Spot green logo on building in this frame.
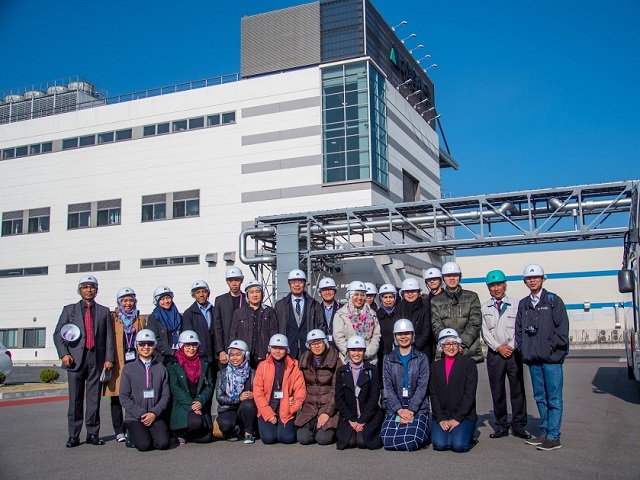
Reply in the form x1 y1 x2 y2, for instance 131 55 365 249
390 46 398 66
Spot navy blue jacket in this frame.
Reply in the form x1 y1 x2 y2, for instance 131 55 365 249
383 347 430 416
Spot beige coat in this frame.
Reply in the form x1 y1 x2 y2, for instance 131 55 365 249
103 313 146 396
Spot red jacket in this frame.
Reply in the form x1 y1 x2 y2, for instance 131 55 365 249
254 354 306 424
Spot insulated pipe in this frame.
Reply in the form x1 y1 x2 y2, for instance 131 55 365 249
239 227 276 265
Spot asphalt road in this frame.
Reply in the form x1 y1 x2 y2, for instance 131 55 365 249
1 349 638 480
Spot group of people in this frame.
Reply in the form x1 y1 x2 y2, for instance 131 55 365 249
53 261 569 453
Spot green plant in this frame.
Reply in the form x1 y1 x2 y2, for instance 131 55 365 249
39 368 60 383
0 371 5 385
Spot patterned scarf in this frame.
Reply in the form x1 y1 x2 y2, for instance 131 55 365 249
152 303 182 346
116 297 138 335
176 347 202 384
346 301 376 340
225 356 251 401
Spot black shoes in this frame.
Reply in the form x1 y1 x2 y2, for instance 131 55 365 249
86 434 105 446
65 437 80 448
513 429 532 440
489 429 509 438
125 440 135 448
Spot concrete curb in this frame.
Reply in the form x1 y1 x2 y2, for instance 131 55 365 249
0 386 68 400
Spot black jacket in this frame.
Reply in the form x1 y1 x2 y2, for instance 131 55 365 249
213 292 246 356
182 301 214 362
274 292 326 358
397 297 433 359
429 354 478 423
229 304 278 363
146 313 179 365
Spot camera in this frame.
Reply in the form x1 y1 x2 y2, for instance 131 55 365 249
525 325 538 335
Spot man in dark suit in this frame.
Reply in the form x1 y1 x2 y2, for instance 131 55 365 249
274 268 326 359
182 280 214 362
213 266 246 365
54 275 114 447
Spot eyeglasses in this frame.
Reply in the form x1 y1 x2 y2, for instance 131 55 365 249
351 292 365 298
183 343 199 349
137 342 155 347
441 342 459 348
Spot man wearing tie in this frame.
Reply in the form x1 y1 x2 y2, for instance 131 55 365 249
54 275 115 447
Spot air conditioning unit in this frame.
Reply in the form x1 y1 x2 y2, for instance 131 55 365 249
598 330 607 343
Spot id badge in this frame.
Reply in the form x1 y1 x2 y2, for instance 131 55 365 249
143 389 155 399
355 386 361 397
125 351 136 362
273 390 284 399
172 343 179 351
402 387 409 398
327 334 333 342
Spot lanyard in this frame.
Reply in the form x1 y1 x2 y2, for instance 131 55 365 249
144 362 151 389
124 330 135 351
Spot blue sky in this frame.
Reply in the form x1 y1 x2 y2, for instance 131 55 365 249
1 0 638 197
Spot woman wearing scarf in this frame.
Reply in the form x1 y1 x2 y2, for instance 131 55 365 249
295 329 341 445
333 281 381 365
167 330 214 445
429 328 478 453
216 340 258 444
397 277 433 360
334 335 383 450
147 286 182 365
104 288 146 444
376 284 400 364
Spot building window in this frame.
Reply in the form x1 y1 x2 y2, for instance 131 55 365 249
207 114 221 126
402 170 419 202
140 255 199 268
68 203 91 229
188 117 204 129
62 138 79 150
115 129 132 141
2 211 23 236
0 329 18 348
66 261 120 274
0 266 48 278
142 194 167 222
173 190 200 218
96 199 121 226
16 146 28 157
369 64 388 187
172 120 188 132
98 132 114 144
23 328 46 348
2 148 16 159
79 135 96 147
222 112 236 124
28 208 50 233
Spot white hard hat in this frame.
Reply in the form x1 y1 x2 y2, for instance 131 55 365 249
60 323 81 342
393 318 415 334
347 280 367 293
441 262 462 275
305 329 328 349
226 266 244 279
378 284 397 298
244 279 263 293
346 335 366 350
268 333 290 353
77 275 98 293
437 328 462 351
401 277 421 293
365 282 377 295
523 264 545 278
423 268 442 280
318 277 338 291
136 329 157 343
288 269 307 281
178 330 200 346
153 286 174 305
117 287 136 300
191 280 209 293
227 339 249 354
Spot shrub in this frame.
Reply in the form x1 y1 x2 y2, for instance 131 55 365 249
0 371 5 385
39 368 60 383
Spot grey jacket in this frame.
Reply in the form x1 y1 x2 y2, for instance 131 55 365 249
119 358 170 422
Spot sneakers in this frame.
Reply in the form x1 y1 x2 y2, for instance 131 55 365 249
525 436 545 446
537 438 561 451
244 434 255 444
116 433 127 443
178 436 186 446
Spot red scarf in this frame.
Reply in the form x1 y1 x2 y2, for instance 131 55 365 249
176 348 202 384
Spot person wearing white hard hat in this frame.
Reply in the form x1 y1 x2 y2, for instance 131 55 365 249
295 329 342 445
380 319 430 451
213 267 246 366
182 280 214 362
431 261 484 363
317 277 342 343
229 280 278 366
274 268 326 359
376 284 400 364
481 270 530 440
253 334 306 444
335 335 384 450
423 267 444 298
364 282 378 310
104 287 147 444
397 277 433 360
429 328 478 453
167 330 214 445
333 281 381 365
515 264 568 452
119 329 171 451
146 286 182 365
216 340 258 444
54 275 115 448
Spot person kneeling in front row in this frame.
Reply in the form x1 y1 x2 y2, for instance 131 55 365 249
119 329 171 451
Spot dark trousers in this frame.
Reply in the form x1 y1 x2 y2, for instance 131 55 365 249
176 411 212 443
296 419 336 445
126 419 171 451
258 417 297 444
217 400 258 436
67 348 101 438
110 396 125 435
486 349 527 431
